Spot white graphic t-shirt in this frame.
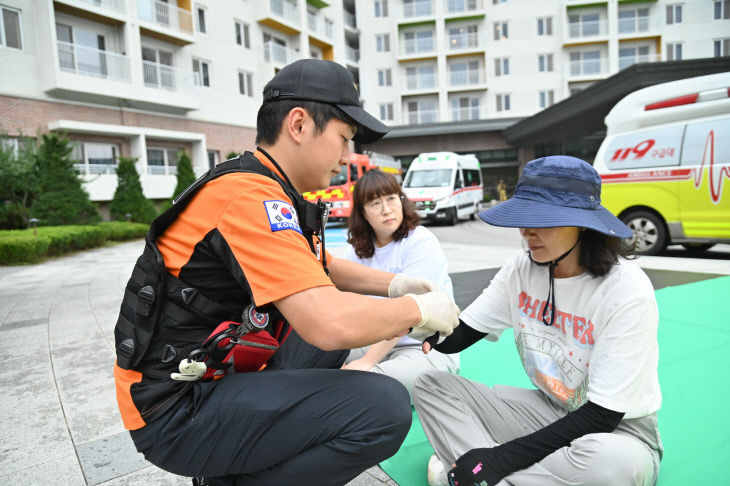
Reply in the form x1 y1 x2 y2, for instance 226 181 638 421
461 251 661 419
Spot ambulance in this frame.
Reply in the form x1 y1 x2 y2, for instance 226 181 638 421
593 72 730 255
402 152 483 225
303 151 402 222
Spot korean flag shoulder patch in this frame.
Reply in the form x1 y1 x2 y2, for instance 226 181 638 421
263 200 302 234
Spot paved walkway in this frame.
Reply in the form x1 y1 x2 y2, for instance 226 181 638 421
1 238 729 485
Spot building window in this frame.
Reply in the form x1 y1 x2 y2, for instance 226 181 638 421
377 68 392 86
494 57 509 76
235 21 250 48
448 25 478 50
325 18 334 37
406 99 438 124
375 0 389 17
569 50 602 76
146 147 180 175
619 45 649 70
0 6 23 50
379 103 394 121
142 46 174 88
493 0 507 4
537 17 553 36
493 22 508 40
715 38 730 57
666 42 682 61
238 70 253 96
666 4 683 24
376 33 390 52
72 142 120 175
404 29 434 54
196 6 207 34
538 53 553 72
496 94 510 112
449 59 480 86
193 59 210 87
406 65 436 90
404 0 432 16
539 90 554 109
714 0 730 19
618 8 649 34
569 12 601 38
451 96 479 121
207 150 219 170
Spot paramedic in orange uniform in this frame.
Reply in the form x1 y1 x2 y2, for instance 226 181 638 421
113 59 460 486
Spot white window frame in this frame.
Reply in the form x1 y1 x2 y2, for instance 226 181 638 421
196 5 207 34
666 42 682 61
207 150 219 169
494 57 509 76
379 103 394 121
376 33 390 52
666 4 683 24
0 6 23 50
493 22 508 40
146 147 180 175
539 90 554 109
375 0 389 17
496 93 510 112
451 96 480 121
538 53 553 72
714 38 730 57
377 68 392 86
714 0 730 19
537 17 553 36
235 20 250 48
72 142 120 175
238 70 253 96
193 58 211 87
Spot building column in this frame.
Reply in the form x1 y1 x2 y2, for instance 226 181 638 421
130 133 147 175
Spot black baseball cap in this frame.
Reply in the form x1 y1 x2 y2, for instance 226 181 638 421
262 59 390 144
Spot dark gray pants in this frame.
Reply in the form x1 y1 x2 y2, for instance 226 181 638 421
131 332 412 486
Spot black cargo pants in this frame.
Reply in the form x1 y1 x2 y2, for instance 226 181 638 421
130 331 412 486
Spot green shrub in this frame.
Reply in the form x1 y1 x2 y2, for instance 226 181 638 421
0 221 148 265
170 150 197 203
109 157 157 223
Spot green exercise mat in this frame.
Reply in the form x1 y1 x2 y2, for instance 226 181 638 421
380 276 730 486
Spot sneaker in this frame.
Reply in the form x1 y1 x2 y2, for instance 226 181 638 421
427 453 449 486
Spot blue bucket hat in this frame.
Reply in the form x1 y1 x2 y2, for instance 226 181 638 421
479 155 632 239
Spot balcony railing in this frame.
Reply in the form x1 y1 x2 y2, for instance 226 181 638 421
567 18 608 39
447 32 480 51
565 56 609 78
618 53 661 71
445 0 481 14
451 106 480 121
147 164 178 175
400 37 436 56
404 0 433 17
343 10 356 29
346 45 360 63
307 14 333 39
142 61 199 94
263 41 301 65
76 0 126 12
270 0 300 25
57 41 131 82
74 163 117 175
448 68 484 87
138 0 193 35
404 73 437 91
404 109 439 125
617 14 662 35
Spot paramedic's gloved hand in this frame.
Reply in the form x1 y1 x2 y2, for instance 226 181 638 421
406 291 460 344
388 273 437 298
447 447 504 486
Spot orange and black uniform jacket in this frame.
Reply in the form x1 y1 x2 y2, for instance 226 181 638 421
114 151 334 430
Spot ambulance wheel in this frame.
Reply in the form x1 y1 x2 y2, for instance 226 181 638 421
681 243 715 251
621 210 667 255
448 208 458 226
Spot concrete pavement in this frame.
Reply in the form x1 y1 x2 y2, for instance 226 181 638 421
1 233 729 485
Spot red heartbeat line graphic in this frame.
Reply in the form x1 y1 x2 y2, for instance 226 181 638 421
691 130 730 204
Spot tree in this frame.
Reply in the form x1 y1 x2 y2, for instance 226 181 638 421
0 136 40 229
226 151 239 160
109 157 157 224
170 150 197 203
30 133 100 226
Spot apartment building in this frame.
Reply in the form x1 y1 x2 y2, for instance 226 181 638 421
0 0 357 214
0 0 727 211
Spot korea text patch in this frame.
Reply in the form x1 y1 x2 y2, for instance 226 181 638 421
263 200 302 234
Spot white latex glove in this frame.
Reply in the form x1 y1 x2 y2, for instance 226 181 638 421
388 273 437 298
405 291 460 344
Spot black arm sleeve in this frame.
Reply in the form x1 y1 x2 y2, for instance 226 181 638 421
468 400 625 484
426 319 487 353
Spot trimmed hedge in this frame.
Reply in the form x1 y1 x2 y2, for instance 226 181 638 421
0 222 148 265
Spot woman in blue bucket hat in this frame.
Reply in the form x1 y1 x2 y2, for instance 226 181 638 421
413 156 663 486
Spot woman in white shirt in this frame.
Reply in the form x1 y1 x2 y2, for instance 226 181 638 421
342 169 459 399
415 155 662 486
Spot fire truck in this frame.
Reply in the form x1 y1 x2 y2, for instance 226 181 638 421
303 152 402 222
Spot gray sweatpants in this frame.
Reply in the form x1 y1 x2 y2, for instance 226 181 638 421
413 370 663 486
346 345 459 401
